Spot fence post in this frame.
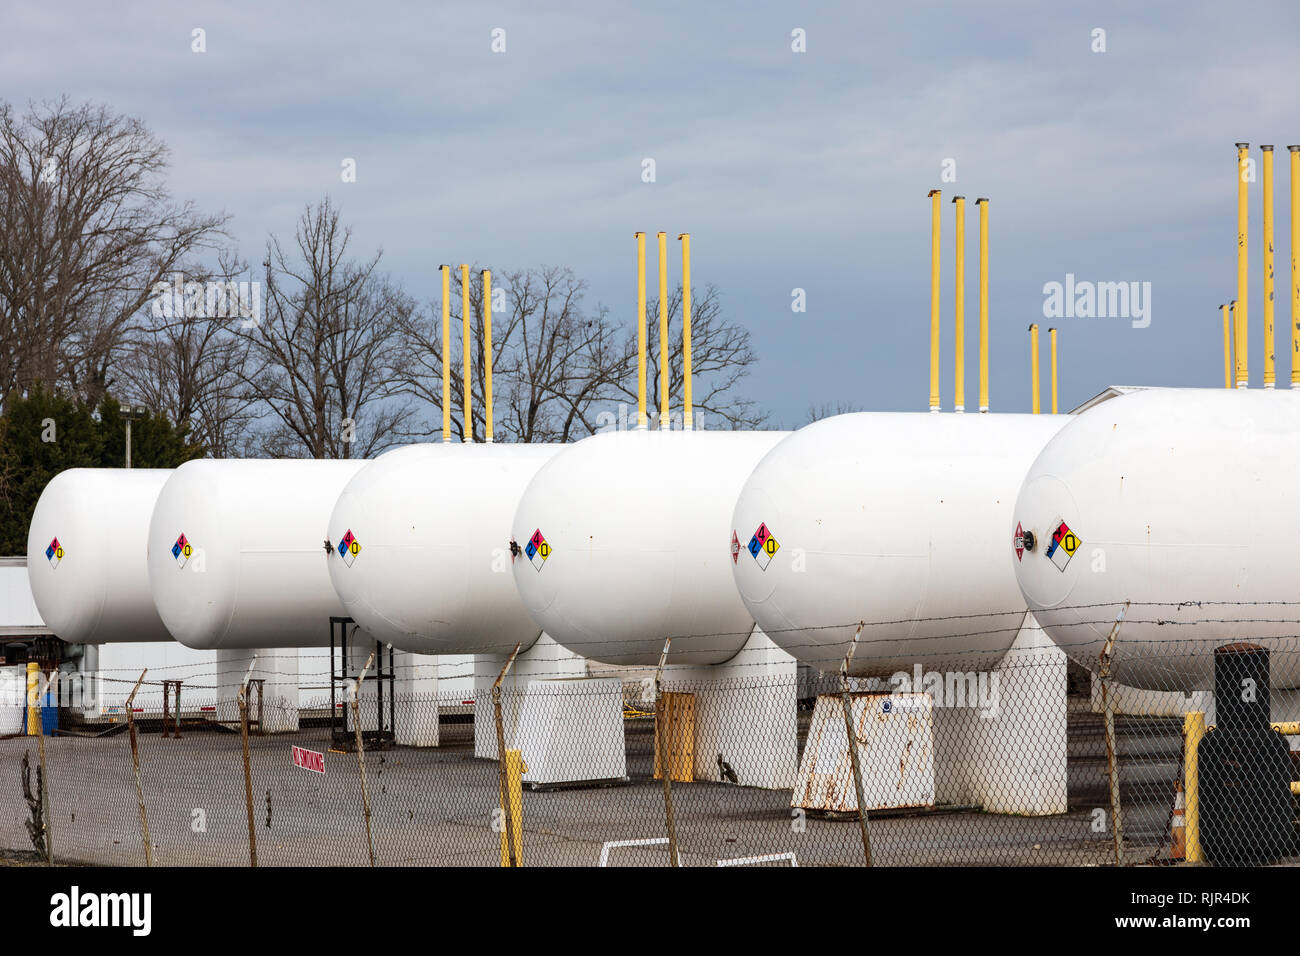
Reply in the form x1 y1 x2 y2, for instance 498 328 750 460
34 670 56 866
839 624 873 866
654 637 681 867
123 670 153 867
238 656 258 867
1097 603 1129 866
353 649 377 867
492 643 523 867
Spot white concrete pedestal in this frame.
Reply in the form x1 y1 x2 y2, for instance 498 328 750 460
926 613 1068 815
394 650 439 747
215 648 300 733
663 627 800 790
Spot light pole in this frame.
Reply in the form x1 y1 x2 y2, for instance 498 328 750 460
122 404 148 468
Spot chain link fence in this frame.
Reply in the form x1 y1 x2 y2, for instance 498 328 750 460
2 619 1298 867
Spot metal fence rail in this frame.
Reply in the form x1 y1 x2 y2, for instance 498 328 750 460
2 631 1298 867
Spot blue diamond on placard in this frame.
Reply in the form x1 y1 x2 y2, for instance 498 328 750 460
748 535 761 557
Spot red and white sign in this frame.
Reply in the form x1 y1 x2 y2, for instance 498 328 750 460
1013 522 1025 562
730 530 741 564
292 745 325 774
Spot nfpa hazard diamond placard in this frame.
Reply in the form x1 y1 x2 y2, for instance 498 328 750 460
1044 519 1081 572
525 528 551 571
338 529 361 567
172 532 193 569
747 522 779 571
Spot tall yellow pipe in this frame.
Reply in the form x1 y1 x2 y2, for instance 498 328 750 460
1291 146 1299 386
679 233 693 430
460 264 471 441
1221 304 1232 389
635 232 647 430
482 269 494 443
1230 301 1238 389
976 198 989 413
952 196 966 413
1029 323 1040 414
928 189 941 412
1236 142 1250 388
1049 327 1058 414
1263 146 1275 388
657 231 669 429
440 265 451 441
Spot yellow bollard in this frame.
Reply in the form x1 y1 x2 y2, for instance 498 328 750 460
26 662 41 736
1183 711 1205 863
498 748 526 866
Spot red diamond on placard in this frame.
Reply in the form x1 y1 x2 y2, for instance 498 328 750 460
730 531 740 564
1014 522 1025 562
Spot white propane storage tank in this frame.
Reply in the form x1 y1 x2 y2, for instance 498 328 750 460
327 442 563 654
731 412 1069 675
1013 387 1300 690
27 468 174 643
511 430 789 665
148 458 366 649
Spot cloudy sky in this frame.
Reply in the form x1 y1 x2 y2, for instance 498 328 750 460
5 1 1300 425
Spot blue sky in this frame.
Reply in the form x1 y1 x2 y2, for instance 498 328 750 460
5 1 1300 425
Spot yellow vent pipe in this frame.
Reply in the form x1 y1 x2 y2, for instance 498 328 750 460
440 265 451 441
975 198 989 413
1029 323 1041 414
1236 143 1249 388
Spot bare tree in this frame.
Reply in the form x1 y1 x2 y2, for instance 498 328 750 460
397 268 765 442
396 266 630 442
616 283 767 430
0 97 229 411
117 250 258 457
805 399 866 424
238 197 415 459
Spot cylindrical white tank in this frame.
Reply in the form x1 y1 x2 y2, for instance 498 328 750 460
512 430 789 666
732 413 1068 675
1013 388 1300 690
327 442 563 654
148 459 366 649
27 468 174 643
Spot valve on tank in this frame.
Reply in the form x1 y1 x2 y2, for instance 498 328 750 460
1197 643 1297 865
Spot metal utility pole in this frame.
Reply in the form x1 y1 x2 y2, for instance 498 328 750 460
122 404 148 468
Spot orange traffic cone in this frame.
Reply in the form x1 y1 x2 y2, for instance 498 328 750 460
1169 781 1186 860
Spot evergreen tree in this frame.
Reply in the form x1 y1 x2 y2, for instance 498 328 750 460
0 387 204 554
